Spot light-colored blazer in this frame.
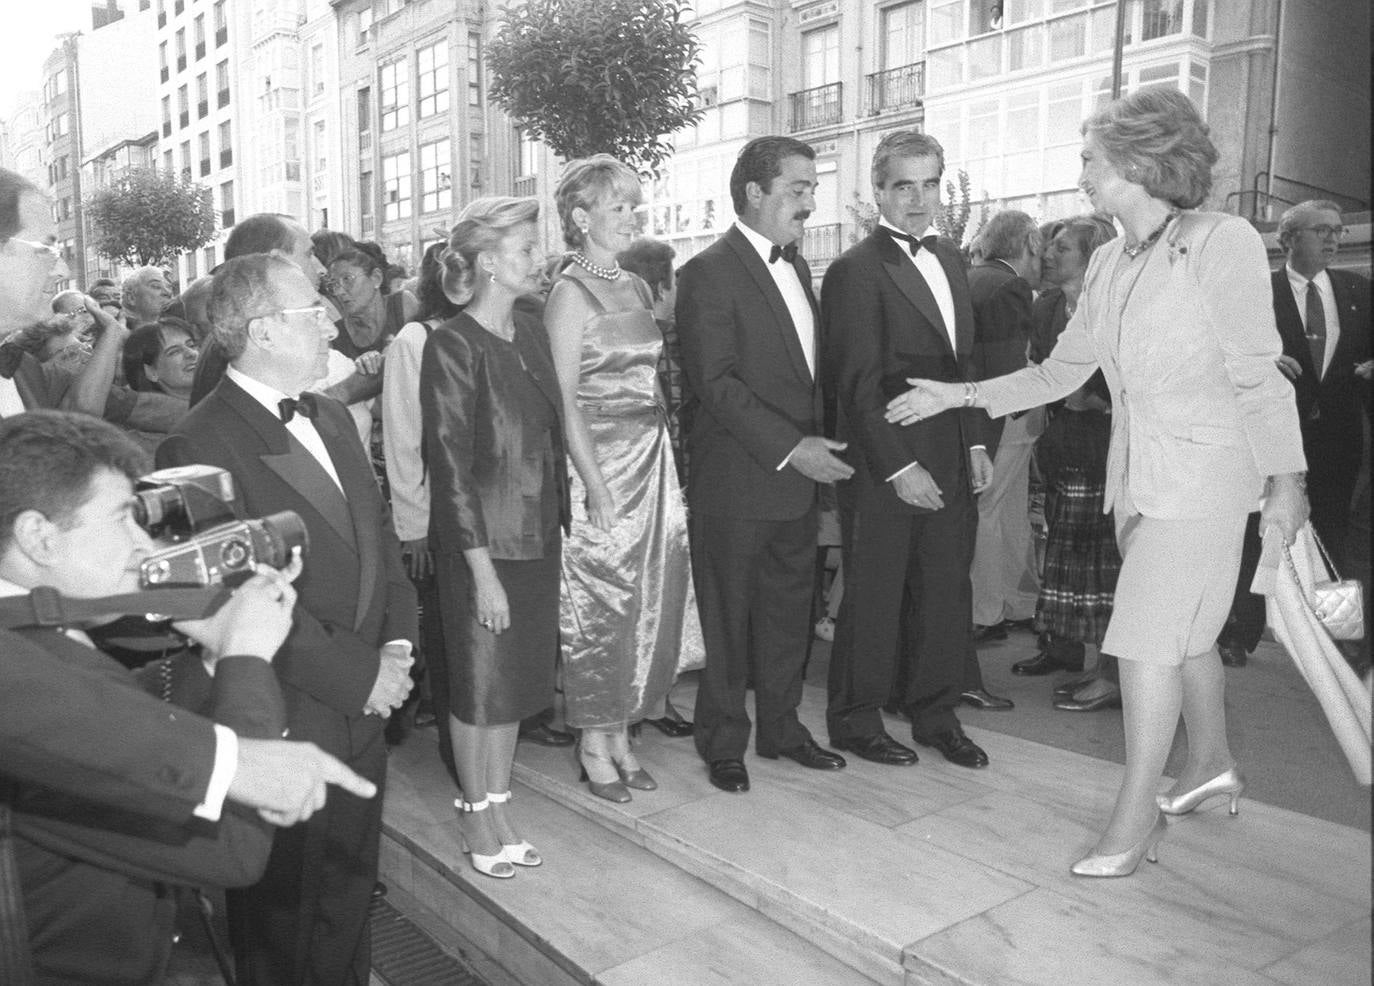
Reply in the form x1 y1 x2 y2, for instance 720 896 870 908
981 211 1306 520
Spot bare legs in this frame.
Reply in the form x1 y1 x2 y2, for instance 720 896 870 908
1094 648 1233 854
448 716 525 853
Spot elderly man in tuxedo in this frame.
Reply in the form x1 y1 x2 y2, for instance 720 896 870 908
158 254 416 985
1272 200 1371 565
675 135 853 794
821 130 994 769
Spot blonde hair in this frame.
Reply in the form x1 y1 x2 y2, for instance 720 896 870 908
554 155 642 249
441 196 540 299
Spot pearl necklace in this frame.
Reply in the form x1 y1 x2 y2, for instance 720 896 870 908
1122 209 1179 259
571 252 621 280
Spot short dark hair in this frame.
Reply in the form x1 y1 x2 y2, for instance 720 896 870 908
729 137 815 215
617 238 677 301
415 240 461 322
0 411 147 552
871 130 945 189
311 228 357 268
329 247 382 279
0 168 40 243
123 318 195 393
224 213 296 260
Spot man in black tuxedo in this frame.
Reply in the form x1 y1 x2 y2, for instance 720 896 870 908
158 254 417 985
676 136 853 793
1271 200 1371 566
821 130 993 769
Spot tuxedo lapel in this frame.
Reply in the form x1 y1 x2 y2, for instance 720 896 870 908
310 402 375 630
876 233 954 358
725 226 813 384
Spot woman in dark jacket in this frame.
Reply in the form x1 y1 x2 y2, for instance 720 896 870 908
421 197 569 880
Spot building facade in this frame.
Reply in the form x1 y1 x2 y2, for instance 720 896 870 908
81 132 160 284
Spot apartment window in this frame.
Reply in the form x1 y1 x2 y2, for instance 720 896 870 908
417 40 449 118
186 249 197 280
379 59 409 131
213 0 227 45
359 170 374 223
53 69 68 97
419 140 451 213
310 44 325 95
52 113 69 137
467 32 483 106
1140 0 1185 41
517 130 539 177
164 149 175 172
218 119 232 166
881 2 923 71
203 245 215 272
198 131 211 175
314 119 327 173
161 95 172 134
159 41 169 81
57 156 68 180
357 6 374 48
929 0 964 45
382 150 412 221
801 25 840 90
216 59 230 106
220 179 235 226
175 28 187 71
357 85 372 133
193 15 204 56
196 74 209 117
180 140 192 177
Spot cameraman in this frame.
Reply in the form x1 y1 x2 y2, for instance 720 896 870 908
0 410 368 983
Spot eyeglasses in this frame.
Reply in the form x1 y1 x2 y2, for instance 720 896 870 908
276 306 330 324
7 236 62 260
61 307 89 318
1296 224 1347 239
333 272 368 290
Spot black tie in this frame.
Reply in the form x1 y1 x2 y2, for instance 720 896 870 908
278 393 319 424
1304 280 1327 381
768 242 798 264
884 228 939 256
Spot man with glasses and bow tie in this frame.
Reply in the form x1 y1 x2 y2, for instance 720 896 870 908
157 253 416 986
1271 200 1371 570
675 135 853 794
821 130 994 770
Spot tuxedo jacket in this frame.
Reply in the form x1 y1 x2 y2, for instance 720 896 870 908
1271 267 1371 451
157 377 417 748
675 224 823 520
981 212 1305 519
7 631 283 984
421 309 570 560
967 261 1035 459
821 228 983 514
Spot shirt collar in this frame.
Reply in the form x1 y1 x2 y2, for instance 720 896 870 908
878 219 939 241
1286 263 1331 293
734 219 793 265
226 364 297 418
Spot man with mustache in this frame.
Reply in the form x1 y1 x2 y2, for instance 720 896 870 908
820 130 994 770
675 136 852 793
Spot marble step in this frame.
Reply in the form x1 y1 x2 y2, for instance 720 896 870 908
379 737 882 986
505 679 1371 986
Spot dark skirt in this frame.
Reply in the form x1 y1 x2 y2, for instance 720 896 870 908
1034 409 1120 647
436 547 561 726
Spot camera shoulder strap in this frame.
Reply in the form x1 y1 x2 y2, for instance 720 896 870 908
0 586 231 631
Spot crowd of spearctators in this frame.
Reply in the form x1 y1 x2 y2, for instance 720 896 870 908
0 84 1368 983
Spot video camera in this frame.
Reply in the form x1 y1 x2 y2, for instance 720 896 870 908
134 465 308 588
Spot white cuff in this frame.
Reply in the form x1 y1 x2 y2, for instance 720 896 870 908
193 723 238 822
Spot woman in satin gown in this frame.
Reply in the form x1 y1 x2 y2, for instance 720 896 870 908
545 155 705 802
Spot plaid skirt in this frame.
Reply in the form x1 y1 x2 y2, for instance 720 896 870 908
1035 407 1120 646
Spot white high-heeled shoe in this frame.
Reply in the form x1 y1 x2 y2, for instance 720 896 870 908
1156 766 1246 816
1070 813 1167 878
454 797 515 879
486 791 542 866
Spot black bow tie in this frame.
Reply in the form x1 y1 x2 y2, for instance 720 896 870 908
768 242 798 264
277 394 318 423
884 228 939 257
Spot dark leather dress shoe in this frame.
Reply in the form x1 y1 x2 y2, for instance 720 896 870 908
914 727 989 768
960 688 1014 711
1012 651 1072 675
518 723 576 747
708 758 750 792
644 716 695 738
833 732 917 765
1003 617 1036 632
972 623 1008 643
1053 688 1122 712
1218 642 1248 667
764 738 846 770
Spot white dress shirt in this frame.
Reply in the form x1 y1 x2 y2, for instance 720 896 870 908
226 365 343 492
0 374 26 418
734 219 815 377
879 219 958 351
1286 264 1340 378
0 575 238 821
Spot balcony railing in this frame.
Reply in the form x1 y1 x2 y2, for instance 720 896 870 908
801 223 843 265
788 82 842 133
514 175 536 198
866 62 925 115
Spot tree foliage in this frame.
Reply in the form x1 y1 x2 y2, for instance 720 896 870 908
487 0 704 176
85 168 217 268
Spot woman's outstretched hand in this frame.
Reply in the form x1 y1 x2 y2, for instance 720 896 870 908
885 379 964 426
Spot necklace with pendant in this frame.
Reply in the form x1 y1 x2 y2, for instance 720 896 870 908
1122 209 1179 259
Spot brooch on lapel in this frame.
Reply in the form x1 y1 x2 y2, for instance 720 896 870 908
1166 241 1188 265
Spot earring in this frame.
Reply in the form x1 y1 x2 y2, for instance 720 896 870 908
487 268 496 285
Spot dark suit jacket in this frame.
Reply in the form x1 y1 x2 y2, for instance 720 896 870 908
821 228 983 514
1271 267 1371 451
967 261 1034 459
8 632 283 984
421 309 570 560
675 224 823 520
157 377 417 744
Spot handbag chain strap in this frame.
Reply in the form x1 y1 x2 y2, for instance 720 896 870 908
1305 526 1342 581
1281 532 1354 626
